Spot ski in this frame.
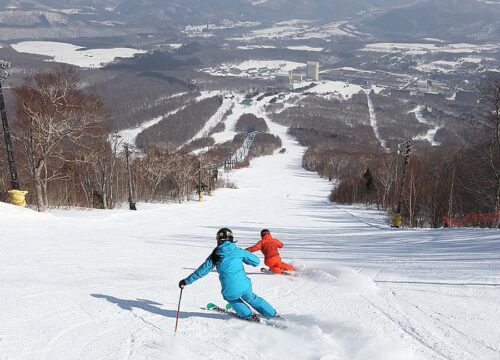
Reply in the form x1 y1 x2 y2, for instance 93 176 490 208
206 303 286 329
206 303 261 323
260 267 295 276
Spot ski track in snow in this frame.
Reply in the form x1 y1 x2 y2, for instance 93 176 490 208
1 93 500 359
365 89 390 152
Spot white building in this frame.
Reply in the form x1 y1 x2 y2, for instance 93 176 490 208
306 61 320 81
290 72 305 82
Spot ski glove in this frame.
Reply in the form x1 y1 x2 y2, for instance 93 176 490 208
179 279 187 289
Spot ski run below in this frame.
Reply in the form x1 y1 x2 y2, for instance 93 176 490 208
116 91 217 147
366 89 389 152
410 106 441 146
1 108 500 360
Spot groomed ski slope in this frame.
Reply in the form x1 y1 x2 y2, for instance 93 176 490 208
1 116 500 360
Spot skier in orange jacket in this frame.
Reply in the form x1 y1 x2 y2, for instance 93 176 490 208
246 229 295 274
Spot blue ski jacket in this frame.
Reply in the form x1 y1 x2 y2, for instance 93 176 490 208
184 241 260 301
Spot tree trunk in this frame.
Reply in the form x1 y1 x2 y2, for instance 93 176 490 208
42 162 49 207
34 160 46 212
495 174 500 228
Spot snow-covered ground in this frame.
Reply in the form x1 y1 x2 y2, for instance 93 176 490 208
210 94 256 144
237 45 277 50
415 60 461 74
228 20 359 41
164 43 183 49
362 42 498 55
235 45 323 52
286 46 324 52
189 94 234 143
410 106 441 146
415 57 498 74
309 81 364 98
116 92 215 147
11 41 145 68
1 105 500 359
182 20 261 37
201 60 305 80
366 89 389 152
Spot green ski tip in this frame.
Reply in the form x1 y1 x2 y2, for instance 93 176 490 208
225 303 232 310
207 303 216 309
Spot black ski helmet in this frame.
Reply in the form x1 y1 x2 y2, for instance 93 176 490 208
260 229 270 238
216 228 234 245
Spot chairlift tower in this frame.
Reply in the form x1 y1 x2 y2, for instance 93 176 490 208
0 59 21 190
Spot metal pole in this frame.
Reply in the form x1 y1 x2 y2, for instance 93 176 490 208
174 287 184 335
198 160 202 202
0 74 21 190
392 140 412 227
124 144 137 211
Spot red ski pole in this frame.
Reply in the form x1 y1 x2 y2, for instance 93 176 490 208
174 287 183 335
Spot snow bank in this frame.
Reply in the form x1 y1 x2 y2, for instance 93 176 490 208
0 201 50 220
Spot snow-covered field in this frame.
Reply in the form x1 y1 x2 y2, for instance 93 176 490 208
228 20 358 41
1 106 500 359
415 57 498 74
237 45 277 50
361 42 500 74
183 20 261 37
11 41 146 68
235 45 323 52
363 42 499 55
309 81 364 98
415 60 461 74
201 60 305 79
286 45 324 52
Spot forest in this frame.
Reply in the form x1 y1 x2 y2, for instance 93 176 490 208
0 67 281 212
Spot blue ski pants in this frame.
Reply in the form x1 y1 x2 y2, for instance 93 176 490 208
226 286 276 319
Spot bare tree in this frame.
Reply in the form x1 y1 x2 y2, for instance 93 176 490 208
76 133 119 209
170 153 198 202
373 154 398 209
141 149 178 199
479 76 500 224
13 67 104 211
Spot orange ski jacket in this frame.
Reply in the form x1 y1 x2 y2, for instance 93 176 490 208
246 233 283 261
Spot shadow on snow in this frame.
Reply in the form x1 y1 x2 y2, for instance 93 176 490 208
91 294 224 320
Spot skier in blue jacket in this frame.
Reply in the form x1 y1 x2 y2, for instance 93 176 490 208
179 228 277 319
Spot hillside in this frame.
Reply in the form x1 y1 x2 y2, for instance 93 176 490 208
2 0 500 41
1 108 499 359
